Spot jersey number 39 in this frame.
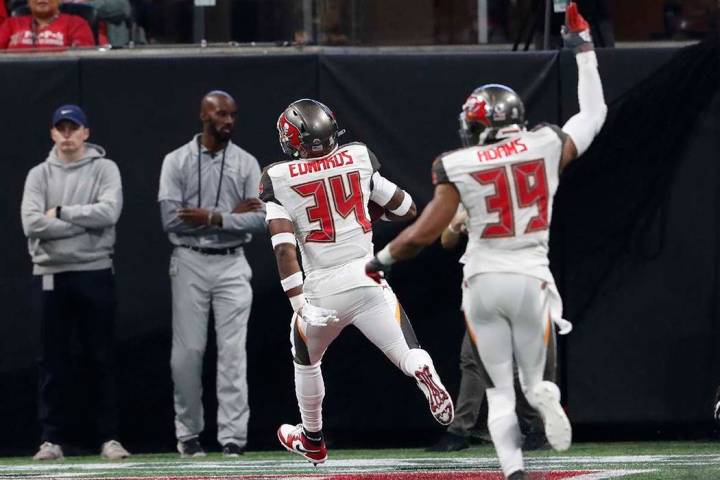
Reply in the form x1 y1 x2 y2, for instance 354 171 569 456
471 159 549 238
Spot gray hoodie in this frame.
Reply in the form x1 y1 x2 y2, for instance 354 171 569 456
20 143 123 275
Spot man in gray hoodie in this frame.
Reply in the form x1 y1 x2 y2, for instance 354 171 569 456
20 104 130 461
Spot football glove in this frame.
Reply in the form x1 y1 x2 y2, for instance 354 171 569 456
299 302 339 327
365 256 390 284
561 2 594 53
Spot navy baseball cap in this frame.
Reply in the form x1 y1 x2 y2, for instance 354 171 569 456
52 104 88 128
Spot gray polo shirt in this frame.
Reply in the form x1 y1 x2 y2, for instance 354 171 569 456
158 135 266 249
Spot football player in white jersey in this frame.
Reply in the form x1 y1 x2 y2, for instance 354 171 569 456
365 4 606 479
260 98 454 465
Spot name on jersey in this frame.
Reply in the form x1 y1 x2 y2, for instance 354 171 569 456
476 138 528 163
289 151 354 177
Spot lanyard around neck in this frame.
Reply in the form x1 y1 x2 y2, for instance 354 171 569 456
196 136 228 209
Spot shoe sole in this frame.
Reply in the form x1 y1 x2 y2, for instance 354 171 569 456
532 383 571 452
276 429 327 466
415 365 454 426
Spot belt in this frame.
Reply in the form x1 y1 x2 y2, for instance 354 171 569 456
178 245 240 256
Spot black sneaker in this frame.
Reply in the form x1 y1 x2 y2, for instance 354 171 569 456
425 432 469 452
222 442 245 457
177 437 206 458
507 470 529 480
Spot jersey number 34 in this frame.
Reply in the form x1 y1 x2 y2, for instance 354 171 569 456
292 171 372 243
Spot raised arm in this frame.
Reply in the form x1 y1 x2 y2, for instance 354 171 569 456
559 2 608 171
60 161 123 229
21 168 86 240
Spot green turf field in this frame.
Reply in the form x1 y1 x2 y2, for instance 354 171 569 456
0 442 717 479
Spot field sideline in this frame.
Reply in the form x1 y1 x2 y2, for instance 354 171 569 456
0 442 717 479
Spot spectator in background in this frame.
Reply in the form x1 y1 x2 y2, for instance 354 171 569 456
0 0 94 49
63 0 141 47
158 91 265 458
20 105 129 461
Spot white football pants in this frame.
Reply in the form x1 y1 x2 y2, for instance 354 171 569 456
463 272 558 477
289 283 429 432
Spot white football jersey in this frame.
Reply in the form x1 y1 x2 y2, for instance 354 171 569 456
260 142 381 296
433 124 567 282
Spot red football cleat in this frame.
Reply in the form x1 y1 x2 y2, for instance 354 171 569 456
414 364 454 426
277 423 328 465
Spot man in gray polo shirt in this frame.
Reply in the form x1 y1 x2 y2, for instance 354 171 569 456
158 91 265 457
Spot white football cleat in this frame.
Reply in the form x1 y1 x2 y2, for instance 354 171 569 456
529 381 572 451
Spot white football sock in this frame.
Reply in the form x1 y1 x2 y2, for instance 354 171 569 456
400 348 433 377
487 387 524 478
294 362 325 432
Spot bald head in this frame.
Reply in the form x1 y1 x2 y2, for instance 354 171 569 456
201 91 236 114
200 91 237 147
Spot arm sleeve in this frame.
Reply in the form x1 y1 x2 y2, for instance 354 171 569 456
158 153 184 202
219 159 266 235
431 157 451 185
61 161 123 229
369 172 398 206
69 16 95 47
0 2 8 24
21 169 86 240
561 51 607 157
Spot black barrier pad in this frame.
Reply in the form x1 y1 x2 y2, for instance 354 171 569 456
566 89 720 423
319 51 560 205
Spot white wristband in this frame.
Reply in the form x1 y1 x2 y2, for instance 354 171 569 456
289 294 307 312
389 192 412 216
281 271 303 292
376 245 396 266
271 232 296 248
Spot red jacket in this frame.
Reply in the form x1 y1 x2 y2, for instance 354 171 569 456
0 13 94 50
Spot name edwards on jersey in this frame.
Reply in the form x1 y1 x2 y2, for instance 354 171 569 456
288 150 355 177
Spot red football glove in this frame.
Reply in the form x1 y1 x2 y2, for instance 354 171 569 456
561 2 594 53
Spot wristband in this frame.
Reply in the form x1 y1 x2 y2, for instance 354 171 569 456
271 232 297 248
388 192 412 216
281 271 304 292
376 245 396 266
